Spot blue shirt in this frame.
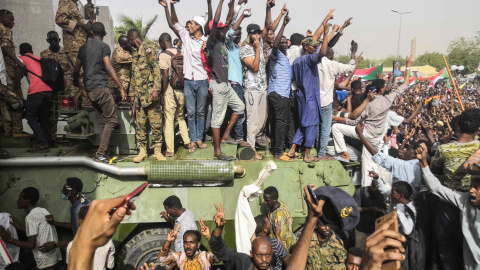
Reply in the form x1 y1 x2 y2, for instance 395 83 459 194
292 54 321 127
70 199 91 236
268 49 292 98
226 29 243 85
372 152 421 197
336 90 348 102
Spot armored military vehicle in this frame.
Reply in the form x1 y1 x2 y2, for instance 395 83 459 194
0 99 354 269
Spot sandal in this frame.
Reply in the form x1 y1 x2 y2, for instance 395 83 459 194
221 138 240 145
188 144 197 153
255 152 263 160
214 153 234 161
196 142 208 149
304 157 320 163
239 140 252 147
276 153 292 162
27 145 49 153
0 149 14 159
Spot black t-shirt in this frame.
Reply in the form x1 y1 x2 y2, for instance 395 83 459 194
351 92 367 112
207 38 229 83
77 39 111 92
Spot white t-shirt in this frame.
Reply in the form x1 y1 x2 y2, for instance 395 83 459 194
67 240 115 270
25 207 62 269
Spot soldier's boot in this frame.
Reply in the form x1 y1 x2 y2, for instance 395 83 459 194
133 144 148 163
154 143 166 161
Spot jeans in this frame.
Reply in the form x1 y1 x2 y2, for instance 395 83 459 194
231 83 245 140
25 91 52 147
316 103 333 157
184 79 209 142
268 92 294 156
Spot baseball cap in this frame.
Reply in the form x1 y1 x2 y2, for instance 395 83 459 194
192 16 206 30
301 37 320 47
209 20 228 29
314 186 360 231
247 24 262 34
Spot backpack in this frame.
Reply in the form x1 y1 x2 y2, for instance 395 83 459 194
25 55 65 92
162 49 184 90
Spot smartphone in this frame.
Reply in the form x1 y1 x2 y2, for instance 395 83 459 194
375 212 400 270
351 40 355 46
268 1 275 8
386 129 393 137
118 182 149 209
243 10 251 16
307 185 319 205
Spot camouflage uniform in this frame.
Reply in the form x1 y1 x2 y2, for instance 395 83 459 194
41 46 76 138
306 231 347 270
108 46 132 91
84 3 95 21
130 44 163 148
0 23 23 134
55 0 91 107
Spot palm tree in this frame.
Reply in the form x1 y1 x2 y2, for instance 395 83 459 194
114 14 159 48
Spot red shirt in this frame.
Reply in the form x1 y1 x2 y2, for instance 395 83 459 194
19 53 52 95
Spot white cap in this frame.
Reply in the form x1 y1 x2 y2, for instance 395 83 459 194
192 16 206 29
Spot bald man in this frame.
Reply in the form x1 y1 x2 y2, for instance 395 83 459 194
108 35 132 92
209 202 274 270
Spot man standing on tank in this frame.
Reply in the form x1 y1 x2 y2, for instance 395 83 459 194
41 31 78 147
56 0 92 108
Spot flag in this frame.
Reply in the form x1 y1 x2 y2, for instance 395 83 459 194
428 68 448 88
409 77 418 87
354 63 384 81
459 82 467 90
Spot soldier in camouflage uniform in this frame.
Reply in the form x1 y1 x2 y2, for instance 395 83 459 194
127 29 165 162
84 0 96 21
107 35 132 92
55 0 92 108
40 31 77 145
0 10 28 137
306 220 347 270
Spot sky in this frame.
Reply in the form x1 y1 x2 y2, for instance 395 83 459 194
86 0 479 60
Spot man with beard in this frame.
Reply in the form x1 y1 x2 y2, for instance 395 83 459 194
207 0 245 160
254 215 290 270
209 202 275 270
353 177 386 249
158 224 219 269
304 220 347 270
268 15 293 161
418 143 480 269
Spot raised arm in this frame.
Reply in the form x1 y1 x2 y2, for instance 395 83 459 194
231 9 250 31
159 0 179 37
272 15 290 57
242 38 261 72
317 19 330 61
327 24 339 44
209 0 225 42
224 0 235 26
170 1 179 24
207 0 213 23
402 101 422 125
312 9 334 41
263 0 274 40
270 4 287 32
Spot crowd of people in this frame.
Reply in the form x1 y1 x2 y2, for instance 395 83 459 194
1 0 480 269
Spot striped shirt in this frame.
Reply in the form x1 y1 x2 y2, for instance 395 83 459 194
268 237 288 270
268 50 292 98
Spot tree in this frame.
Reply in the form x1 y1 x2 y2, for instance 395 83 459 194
447 33 480 74
334 54 373 69
114 14 159 49
382 55 405 67
414 52 446 70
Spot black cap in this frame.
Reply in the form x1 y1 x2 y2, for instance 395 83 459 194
314 186 360 231
247 24 262 34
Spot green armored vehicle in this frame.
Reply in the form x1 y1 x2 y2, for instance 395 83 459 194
0 101 354 269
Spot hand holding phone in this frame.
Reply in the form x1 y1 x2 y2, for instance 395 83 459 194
116 182 148 210
374 212 402 270
307 185 319 205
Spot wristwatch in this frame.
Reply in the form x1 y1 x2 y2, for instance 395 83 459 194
406 67 410 71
